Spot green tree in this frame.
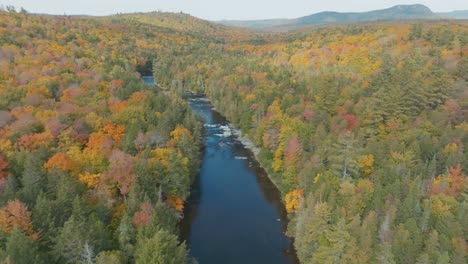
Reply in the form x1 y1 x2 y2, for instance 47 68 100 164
95 251 124 264
328 133 359 179
32 192 56 242
314 75 341 115
1 229 44 264
53 200 109 264
19 153 46 205
135 228 188 264
295 201 332 263
377 242 396 264
312 219 355 264
137 202 178 237
117 213 135 259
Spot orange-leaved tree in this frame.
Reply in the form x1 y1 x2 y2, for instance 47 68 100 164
44 152 78 175
285 189 303 214
165 195 184 212
430 163 465 197
132 202 153 229
0 199 39 239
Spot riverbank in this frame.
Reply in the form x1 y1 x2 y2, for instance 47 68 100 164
228 123 289 198
205 98 290 202
181 96 298 264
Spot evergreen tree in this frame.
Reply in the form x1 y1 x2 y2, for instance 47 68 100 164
117 213 135 259
135 228 188 264
328 133 359 179
53 200 109 263
137 202 178 238
295 201 332 263
95 251 124 264
32 192 56 243
1 229 44 264
19 153 46 205
312 219 354 264
377 242 396 264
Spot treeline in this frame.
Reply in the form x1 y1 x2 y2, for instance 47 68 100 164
0 9 466 263
152 20 467 263
0 12 202 263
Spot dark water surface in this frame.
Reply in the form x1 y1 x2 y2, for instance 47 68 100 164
180 97 298 264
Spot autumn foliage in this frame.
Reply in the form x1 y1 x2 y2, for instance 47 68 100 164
132 202 154 229
44 153 77 174
16 132 53 151
0 154 9 179
105 150 136 197
284 189 303 214
430 164 465 197
167 125 193 147
0 10 204 263
78 172 102 189
358 154 375 177
102 123 125 144
165 195 184 212
0 200 38 239
0 9 465 263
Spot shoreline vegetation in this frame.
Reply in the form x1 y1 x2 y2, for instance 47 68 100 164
0 9 466 264
154 15 467 263
181 97 298 263
0 11 203 263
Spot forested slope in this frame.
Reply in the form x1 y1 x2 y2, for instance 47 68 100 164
153 19 468 263
0 9 467 264
0 11 202 263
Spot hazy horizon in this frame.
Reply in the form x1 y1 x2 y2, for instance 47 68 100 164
1 1 467 20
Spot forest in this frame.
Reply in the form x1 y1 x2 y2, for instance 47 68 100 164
0 11 203 263
0 8 467 264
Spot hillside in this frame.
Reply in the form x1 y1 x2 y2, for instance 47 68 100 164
438 10 468 19
296 4 433 25
0 8 467 264
0 10 203 263
152 17 468 264
218 4 463 29
112 12 260 43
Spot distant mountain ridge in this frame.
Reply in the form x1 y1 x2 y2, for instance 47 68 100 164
218 4 468 29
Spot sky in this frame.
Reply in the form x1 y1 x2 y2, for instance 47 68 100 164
1 1 466 20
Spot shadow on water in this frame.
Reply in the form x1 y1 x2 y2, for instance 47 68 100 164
180 97 299 264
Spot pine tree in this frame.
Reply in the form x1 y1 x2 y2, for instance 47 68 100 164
425 53 453 109
95 251 124 264
52 216 87 263
312 219 353 264
19 153 46 205
295 201 332 263
377 242 396 264
32 192 56 242
328 133 359 179
315 75 341 115
135 228 188 264
117 213 135 258
53 202 108 264
80 242 95 264
3 228 44 264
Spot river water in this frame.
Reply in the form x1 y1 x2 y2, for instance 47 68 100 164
180 97 298 264
142 76 155 84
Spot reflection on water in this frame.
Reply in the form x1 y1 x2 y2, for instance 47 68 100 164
180 97 298 264
142 76 154 84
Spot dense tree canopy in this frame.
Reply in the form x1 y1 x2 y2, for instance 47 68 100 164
148 15 467 264
0 9 466 264
0 11 202 263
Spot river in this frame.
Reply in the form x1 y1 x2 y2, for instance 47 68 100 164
180 97 298 264
142 76 155 84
